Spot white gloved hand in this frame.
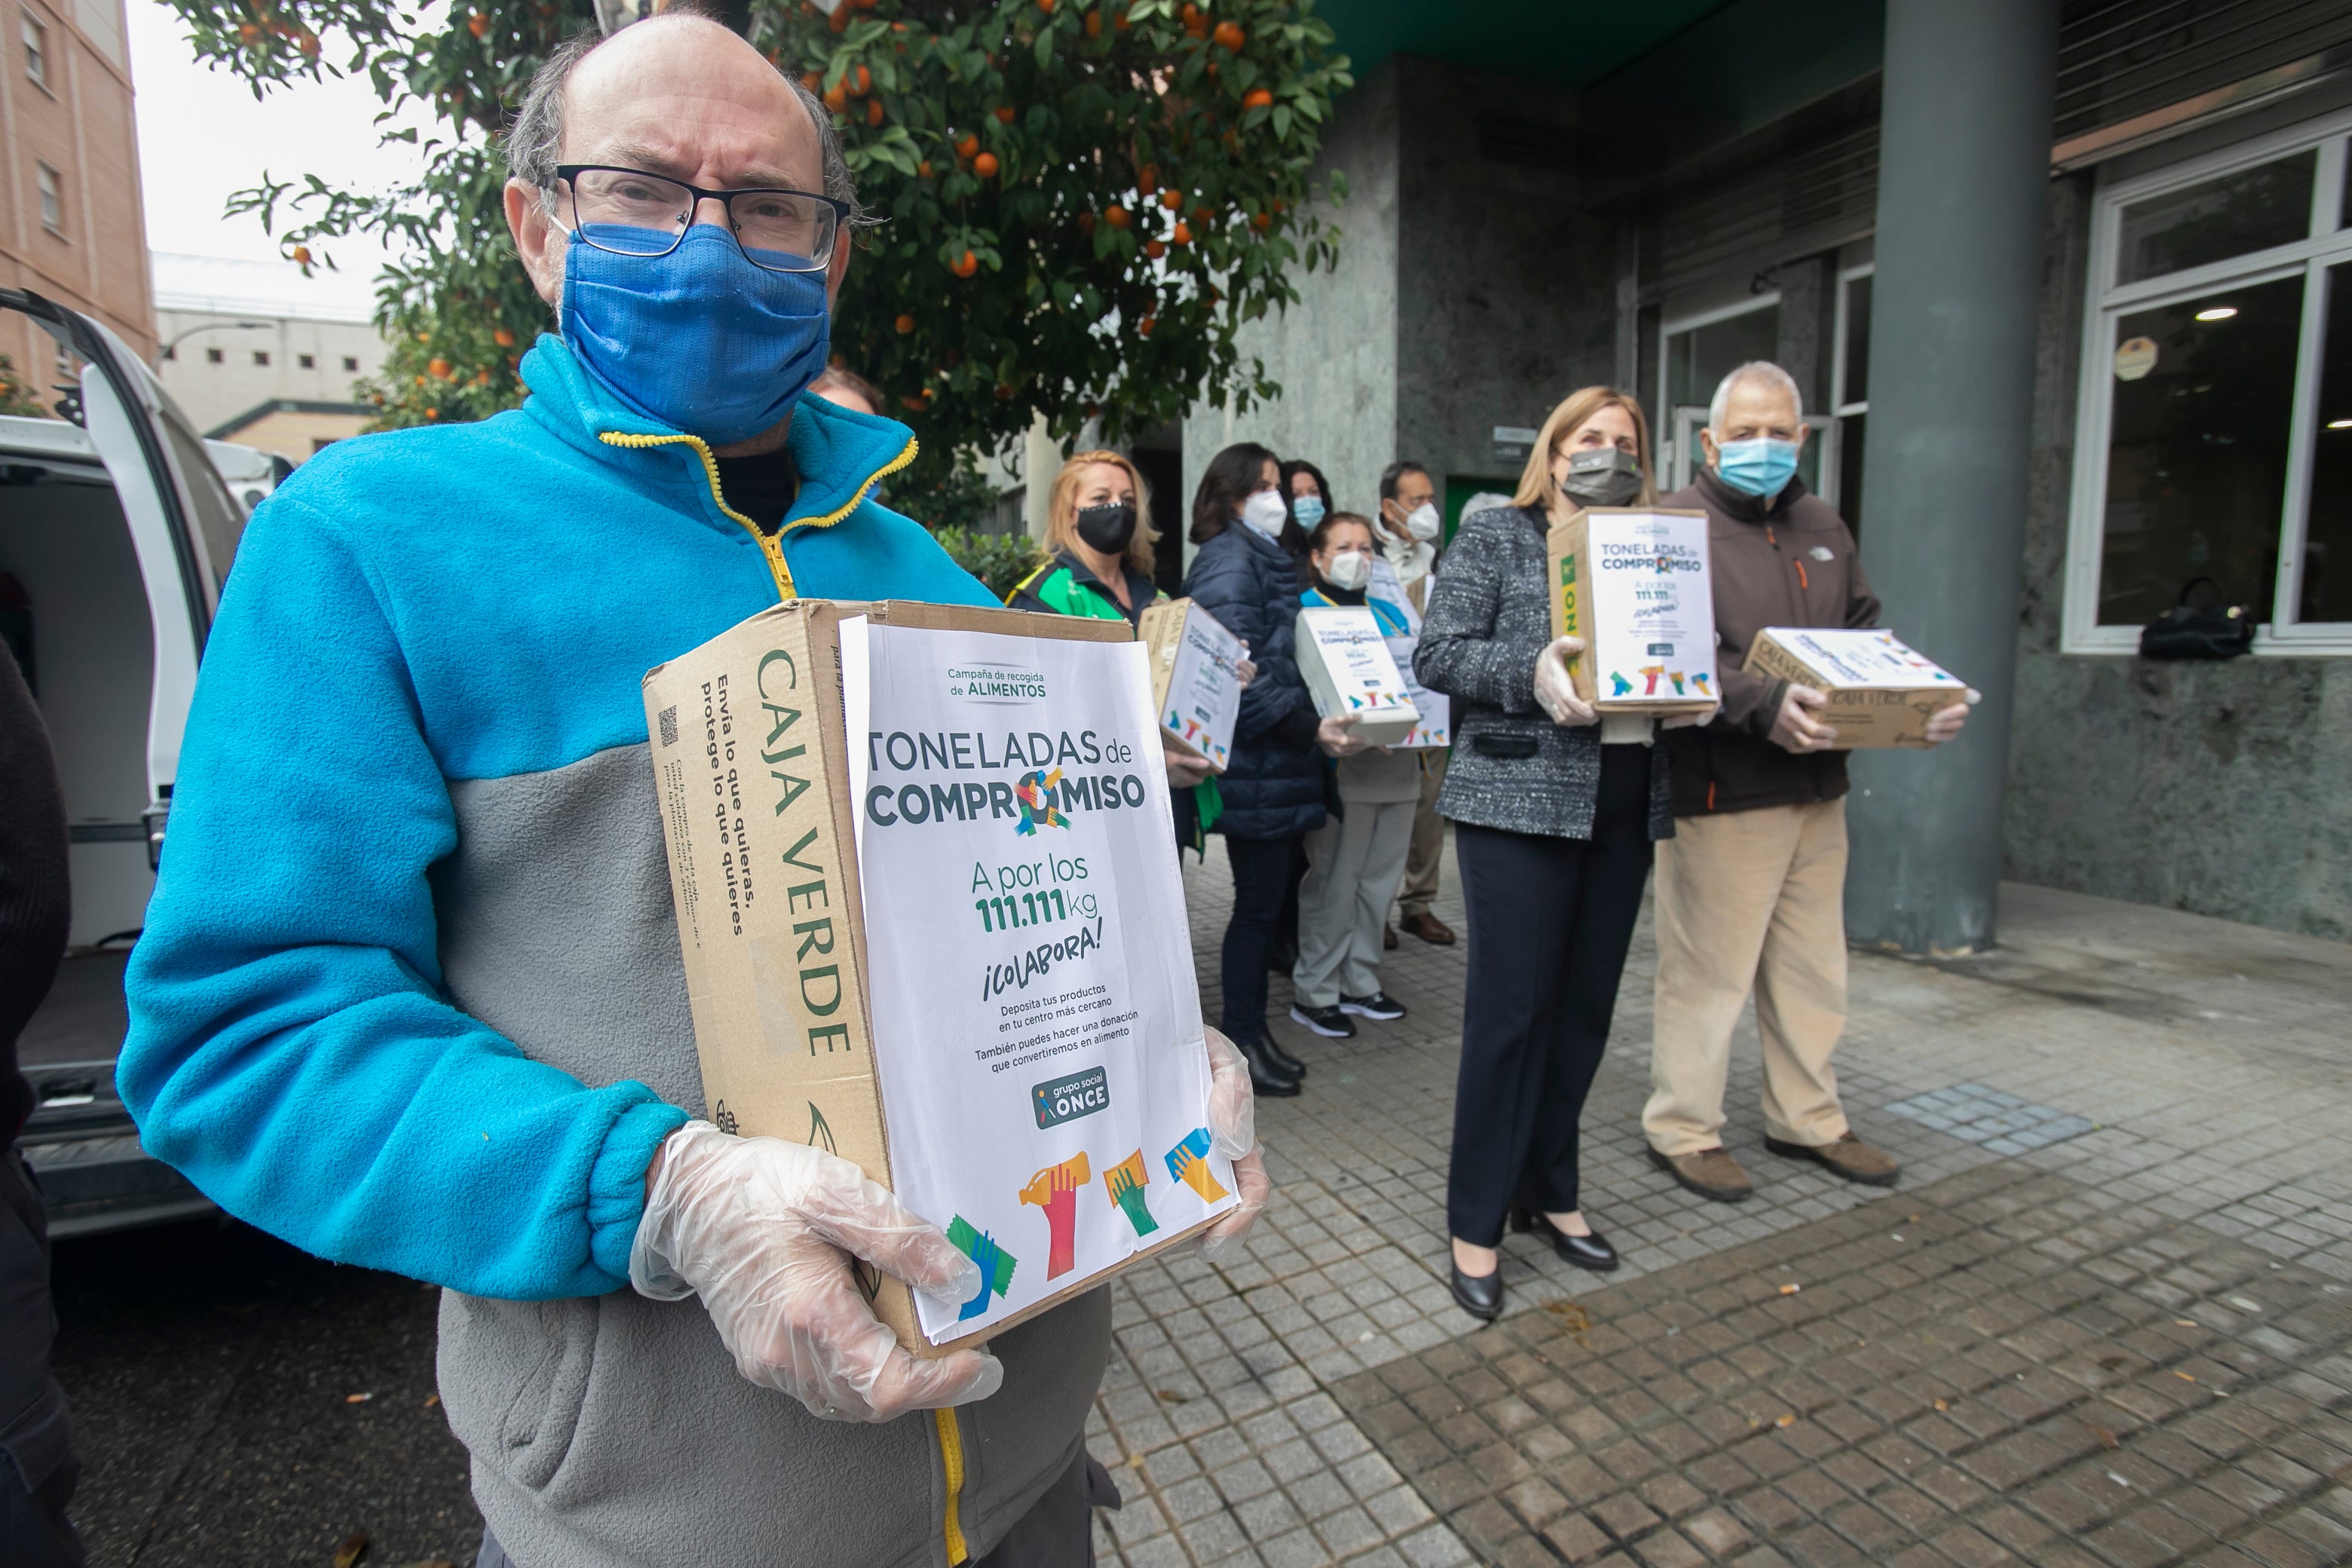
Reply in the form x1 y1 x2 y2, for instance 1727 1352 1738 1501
1197 1028 1272 1263
1533 635 1597 727
632 1120 1002 1423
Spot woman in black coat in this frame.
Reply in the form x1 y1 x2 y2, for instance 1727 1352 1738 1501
1415 386 1710 1322
1181 443 1364 1098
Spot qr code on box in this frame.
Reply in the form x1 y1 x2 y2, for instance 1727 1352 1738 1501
657 705 679 747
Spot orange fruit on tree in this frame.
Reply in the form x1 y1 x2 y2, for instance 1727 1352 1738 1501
1077 211 1096 233
956 133 980 158
1212 20 1242 49
1113 5 1129 27
1242 87 1273 110
1171 222 1192 246
801 71 820 91
994 104 1016 123
867 97 884 126
1159 189 1181 210
1250 210 1269 231
951 250 978 277
895 314 916 333
974 152 1000 178
1144 239 1165 259
1179 2 1198 21
1083 8 1100 35
1193 205 1212 225
237 22 259 42
424 408 439 421
1138 163 1158 194
828 4 849 29
467 11 487 36
428 358 452 380
1138 315 1156 336
1037 0 1054 10
918 159 935 177
1105 204 1130 228
823 81 849 112
290 243 312 265
492 326 516 347
851 63 870 94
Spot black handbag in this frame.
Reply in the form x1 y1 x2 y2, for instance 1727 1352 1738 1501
2138 578 2254 660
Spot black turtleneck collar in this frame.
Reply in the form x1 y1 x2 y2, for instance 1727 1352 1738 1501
1693 464 1810 525
1305 576 1367 606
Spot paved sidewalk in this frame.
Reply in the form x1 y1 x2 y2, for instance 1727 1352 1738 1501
1085 836 2352 1566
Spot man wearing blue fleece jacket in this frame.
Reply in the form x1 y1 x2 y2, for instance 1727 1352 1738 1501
120 12 1269 1567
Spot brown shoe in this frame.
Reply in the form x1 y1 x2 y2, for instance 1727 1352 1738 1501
1647 1144 1753 1203
1383 923 1399 951
1400 911 1456 945
1766 1132 1900 1187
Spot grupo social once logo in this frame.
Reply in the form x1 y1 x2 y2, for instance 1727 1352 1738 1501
1031 1065 1108 1129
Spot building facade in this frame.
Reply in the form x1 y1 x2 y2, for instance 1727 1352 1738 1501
1199 0 2352 942
152 250 382 455
2 0 153 392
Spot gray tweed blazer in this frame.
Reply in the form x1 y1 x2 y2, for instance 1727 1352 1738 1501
1414 504 1674 842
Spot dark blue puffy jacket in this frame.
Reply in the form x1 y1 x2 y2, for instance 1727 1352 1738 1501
1182 522 1327 840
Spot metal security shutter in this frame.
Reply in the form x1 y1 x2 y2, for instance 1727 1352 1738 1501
2056 0 2352 152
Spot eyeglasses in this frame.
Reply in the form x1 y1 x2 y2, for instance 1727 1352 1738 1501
550 164 847 274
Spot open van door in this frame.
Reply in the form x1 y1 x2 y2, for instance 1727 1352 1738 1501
5 286 250 1234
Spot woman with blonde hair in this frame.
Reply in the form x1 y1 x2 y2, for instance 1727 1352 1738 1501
1413 386 1714 1319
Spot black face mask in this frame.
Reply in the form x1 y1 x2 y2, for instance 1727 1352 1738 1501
1560 447 1643 507
1075 501 1138 555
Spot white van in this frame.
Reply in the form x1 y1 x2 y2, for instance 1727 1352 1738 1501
6 286 287 1236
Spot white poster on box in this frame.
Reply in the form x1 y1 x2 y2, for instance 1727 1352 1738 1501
1297 605 1420 745
841 618 1236 1342
1162 605 1245 770
1757 628 1964 688
1386 635 1450 749
1585 511 1718 705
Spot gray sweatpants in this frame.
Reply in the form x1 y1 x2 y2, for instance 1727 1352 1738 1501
1291 798 1416 1008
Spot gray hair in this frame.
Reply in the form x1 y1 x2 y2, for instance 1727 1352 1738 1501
1707 360 1804 432
505 21 863 224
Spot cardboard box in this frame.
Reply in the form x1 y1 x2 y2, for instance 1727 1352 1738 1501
1138 598 1245 773
642 600 1232 1354
1545 508 1719 717
1743 627 1970 749
1386 636 1450 750
1294 605 1422 746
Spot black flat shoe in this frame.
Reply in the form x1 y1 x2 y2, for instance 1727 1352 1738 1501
1233 1034 1301 1098
1260 1035 1308 1076
1449 1261 1502 1321
1510 1206 1620 1272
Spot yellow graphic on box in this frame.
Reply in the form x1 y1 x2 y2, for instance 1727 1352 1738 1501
1102 1150 1159 1238
1164 1128 1228 1202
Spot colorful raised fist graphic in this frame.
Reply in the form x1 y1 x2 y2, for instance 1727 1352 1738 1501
1103 1150 1159 1239
1164 1128 1230 1203
945 1214 1018 1321
1018 1150 1092 1279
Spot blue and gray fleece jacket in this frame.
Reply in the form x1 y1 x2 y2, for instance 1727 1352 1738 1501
120 336 1106 1568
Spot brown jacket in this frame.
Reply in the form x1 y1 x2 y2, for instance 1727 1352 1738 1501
1661 468 1880 817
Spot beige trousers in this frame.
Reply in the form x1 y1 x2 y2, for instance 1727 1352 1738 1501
1645 798 1851 1156
1397 749 1447 917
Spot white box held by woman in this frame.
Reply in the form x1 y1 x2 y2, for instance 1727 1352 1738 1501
641 600 1233 1354
1545 508 1718 717
1294 605 1422 746
1743 627 1968 749
1137 598 1244 772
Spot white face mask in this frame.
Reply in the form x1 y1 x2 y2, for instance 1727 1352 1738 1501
1322 549 1371 592
1240 488 1289 538
1404 501 1441 542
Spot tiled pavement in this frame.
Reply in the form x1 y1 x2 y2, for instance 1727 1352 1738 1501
1084 836 2352 1567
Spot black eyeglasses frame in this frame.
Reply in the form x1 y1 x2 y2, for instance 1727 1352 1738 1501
548 164 850 274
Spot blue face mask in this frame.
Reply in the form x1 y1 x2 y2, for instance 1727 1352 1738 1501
1292 494 1327 530
561 224 831 447
1713 436 1800 498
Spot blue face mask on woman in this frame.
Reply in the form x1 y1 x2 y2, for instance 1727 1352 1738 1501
561 224 831 447
1713 436 1800 498
1292 494 1327 530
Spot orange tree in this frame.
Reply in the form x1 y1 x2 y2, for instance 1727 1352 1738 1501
171 0 1349 508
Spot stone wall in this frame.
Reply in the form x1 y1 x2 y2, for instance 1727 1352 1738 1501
2002 170 2352 940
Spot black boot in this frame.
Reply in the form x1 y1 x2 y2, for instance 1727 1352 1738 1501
1233 1033 1301 1097
1260 1031 1312 1073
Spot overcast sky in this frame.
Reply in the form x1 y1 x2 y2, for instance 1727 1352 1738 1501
128 0 433 287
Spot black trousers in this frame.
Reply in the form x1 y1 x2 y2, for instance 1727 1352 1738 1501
1 1154 83 1568
1446 745 1655 1248
1219 832 1303 1040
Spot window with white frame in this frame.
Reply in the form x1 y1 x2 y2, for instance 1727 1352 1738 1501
2069 111 2352 653
1824 268 1870 531
35 161 62 235
21 8 46 88
1658 295 1781 492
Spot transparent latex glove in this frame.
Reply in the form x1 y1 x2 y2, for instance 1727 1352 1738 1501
1660 702 1720 730
1533 636 1598 727
1163 740 1213 789
1923 688 1980 746
631 1120 1000 1423
1197 1027 1273 1263
1316 713 1368 757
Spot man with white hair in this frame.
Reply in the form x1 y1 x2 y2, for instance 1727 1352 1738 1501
119 11 1266 1566
1644 361 1969 1204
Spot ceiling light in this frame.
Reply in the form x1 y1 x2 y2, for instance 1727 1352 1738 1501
2194 306 2238 322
